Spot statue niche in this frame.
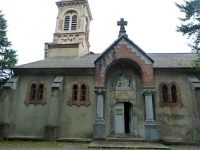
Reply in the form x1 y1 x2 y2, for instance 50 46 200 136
115 73 131 91
113 72 136 101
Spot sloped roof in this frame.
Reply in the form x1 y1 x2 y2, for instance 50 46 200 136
14 53 99 69
14 53 197 69
149 53 196 68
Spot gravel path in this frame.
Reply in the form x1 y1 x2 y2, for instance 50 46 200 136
0 145 200 150
170 145 200 150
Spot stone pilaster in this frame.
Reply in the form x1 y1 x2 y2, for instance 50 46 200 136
188 76 200 141
93 87 106 140
45 76 63 141
0 77 19 139
142 87 159 141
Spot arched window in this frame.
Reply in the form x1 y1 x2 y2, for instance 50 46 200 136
64 16 70 31
162 85 168 103
171 85 177 103
71 15 77 30
81 84 86 101
30 84 36 100
68 81 90 107
25 81 47 106
38 84 44 100
159 82 183 108
73 84 78 101
63 10 78 31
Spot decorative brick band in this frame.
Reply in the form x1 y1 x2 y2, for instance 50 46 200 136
95 44 154 87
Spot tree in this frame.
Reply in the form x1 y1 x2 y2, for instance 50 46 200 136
175 0 200 68
0 10 18 92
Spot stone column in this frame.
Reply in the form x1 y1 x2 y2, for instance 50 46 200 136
93 87 106 140
45 76 63 141
142 87 159 141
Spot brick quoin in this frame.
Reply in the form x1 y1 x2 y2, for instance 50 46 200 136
58 19 63 31
95 44 154 87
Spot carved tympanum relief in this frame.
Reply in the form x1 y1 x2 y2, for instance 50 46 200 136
112 70 136 102
115 73 131 90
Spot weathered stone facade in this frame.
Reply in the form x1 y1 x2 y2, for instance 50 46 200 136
0 0 200 142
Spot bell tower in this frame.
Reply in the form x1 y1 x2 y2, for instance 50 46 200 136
45 0 93 58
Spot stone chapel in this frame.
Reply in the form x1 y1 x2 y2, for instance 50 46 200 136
1 0 200 142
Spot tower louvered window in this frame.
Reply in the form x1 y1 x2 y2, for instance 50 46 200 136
63 13 78 31
71 15 77 30
64 16 70 30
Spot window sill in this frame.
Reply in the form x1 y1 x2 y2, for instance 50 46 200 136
159 101 183 108
67 100 90 107
25 99 47 106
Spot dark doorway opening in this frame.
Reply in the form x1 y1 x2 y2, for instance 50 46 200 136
124 102 131 134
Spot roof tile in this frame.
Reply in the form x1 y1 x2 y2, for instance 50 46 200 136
14 53 197 69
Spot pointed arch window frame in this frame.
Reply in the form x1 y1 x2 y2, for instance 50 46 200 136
159 82 183 108
25 81 47 106
67 81 90 107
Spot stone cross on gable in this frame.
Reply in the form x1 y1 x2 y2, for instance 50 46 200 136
117 18 128 37
117 18 127 31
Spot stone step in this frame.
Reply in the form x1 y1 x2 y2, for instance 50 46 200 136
106 137 146 142
56 137 92 142
5 136 44 141
89 141 170 150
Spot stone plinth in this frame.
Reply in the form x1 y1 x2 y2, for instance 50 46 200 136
142 87 159 141
144 121 159 141
45 125 60 141
93 122 106 140
0 123 10 140
93 87 106 140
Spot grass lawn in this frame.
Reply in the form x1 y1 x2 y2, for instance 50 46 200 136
0 140 74 148
0 140 200 150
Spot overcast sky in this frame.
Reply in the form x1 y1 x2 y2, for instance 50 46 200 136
1 0 191 65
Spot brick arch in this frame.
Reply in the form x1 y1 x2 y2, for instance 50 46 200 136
95 44 154 87
60 8 80 18
104 58 142 81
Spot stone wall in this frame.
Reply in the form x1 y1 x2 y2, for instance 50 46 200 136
1 67 199 141
1 74 96 139
59 74 96 138
154 69 197 141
